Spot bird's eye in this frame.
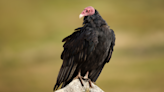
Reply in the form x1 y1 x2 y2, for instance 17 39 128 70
86 10 88 12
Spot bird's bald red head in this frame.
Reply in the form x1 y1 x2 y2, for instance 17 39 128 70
79 6 95 18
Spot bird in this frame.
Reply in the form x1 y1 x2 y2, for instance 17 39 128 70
53 6 115 91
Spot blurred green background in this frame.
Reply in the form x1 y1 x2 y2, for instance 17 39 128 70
0 0 164 92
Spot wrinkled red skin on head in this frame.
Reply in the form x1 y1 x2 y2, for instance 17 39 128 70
80 6 95 17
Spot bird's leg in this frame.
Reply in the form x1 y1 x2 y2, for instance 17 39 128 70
83 71 93 88
84 71 89 79
74 70 84 86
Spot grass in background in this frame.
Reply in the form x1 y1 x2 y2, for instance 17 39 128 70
0 0 164 92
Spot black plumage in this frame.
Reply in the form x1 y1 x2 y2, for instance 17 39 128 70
54 9 115 90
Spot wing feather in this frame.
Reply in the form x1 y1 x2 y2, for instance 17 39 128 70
54 26 99 90
89 29 115 82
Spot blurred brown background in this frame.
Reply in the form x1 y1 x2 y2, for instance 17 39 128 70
0 0 164 92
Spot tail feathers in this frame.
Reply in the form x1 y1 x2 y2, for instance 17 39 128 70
89 63 105 82
53 84 59 91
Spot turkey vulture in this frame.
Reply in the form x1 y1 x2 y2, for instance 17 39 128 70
54 6 115 90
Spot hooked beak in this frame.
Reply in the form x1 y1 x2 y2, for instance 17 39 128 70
79 14 84 19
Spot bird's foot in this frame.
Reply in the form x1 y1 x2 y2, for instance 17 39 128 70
82 71 93 88
74 71 93 88
74 70 84 86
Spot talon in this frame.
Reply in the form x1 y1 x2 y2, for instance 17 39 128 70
78 77 84 86
74 70 84 87
74 71 93 88
84 71 93 88
88 79 93 88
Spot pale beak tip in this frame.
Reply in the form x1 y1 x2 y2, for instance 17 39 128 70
79 14 83 19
